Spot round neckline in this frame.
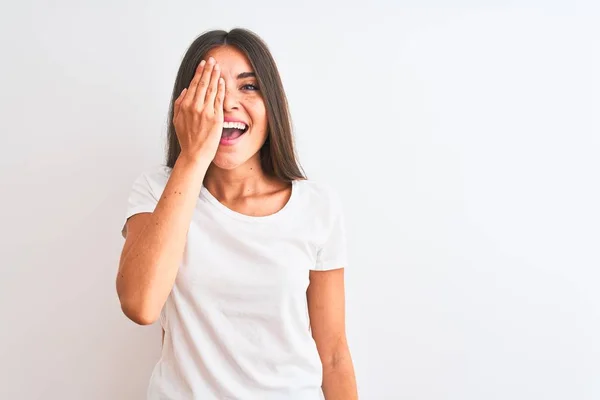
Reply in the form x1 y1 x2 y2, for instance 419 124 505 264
199 180 298 223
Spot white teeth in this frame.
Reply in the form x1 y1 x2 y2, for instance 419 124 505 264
223 121 248 130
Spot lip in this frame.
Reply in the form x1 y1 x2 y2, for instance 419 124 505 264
223 116 249 125
220 117 249 147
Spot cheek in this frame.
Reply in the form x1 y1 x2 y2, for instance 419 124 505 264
245 98 267 127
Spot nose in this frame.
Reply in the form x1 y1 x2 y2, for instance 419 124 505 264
223 84 240 111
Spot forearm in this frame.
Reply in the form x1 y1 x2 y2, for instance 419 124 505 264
322 350 358 400
117 155 210 323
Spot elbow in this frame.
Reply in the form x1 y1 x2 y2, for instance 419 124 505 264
120 299 160 325
117 284 160 325
116 272 161 325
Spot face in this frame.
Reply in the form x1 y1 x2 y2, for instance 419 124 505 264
205 45 268 170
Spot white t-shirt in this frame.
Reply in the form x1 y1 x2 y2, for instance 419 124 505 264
122 165 348 400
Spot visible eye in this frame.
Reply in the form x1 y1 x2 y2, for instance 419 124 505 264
241 84 259 91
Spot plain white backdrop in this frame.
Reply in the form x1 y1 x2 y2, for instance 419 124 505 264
1 1 598 399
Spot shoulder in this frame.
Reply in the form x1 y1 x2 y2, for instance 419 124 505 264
138 164 172 185
295 180 348 265
129 164 172 197
137 164 171 188
293 179 344 216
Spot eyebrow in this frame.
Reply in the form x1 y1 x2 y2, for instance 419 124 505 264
237 72 256 79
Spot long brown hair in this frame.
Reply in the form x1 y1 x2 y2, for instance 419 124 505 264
165 28 306 181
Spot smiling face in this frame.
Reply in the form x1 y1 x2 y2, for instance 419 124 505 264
205 45 268 170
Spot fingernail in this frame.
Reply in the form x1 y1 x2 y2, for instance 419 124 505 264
208 57 215 64
199 60 206 67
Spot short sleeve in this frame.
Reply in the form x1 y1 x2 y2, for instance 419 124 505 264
313 189 349 271
121 171 160 238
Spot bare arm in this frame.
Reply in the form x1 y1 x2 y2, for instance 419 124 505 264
117 156 209 325
117 57 225 325
307 268 358 399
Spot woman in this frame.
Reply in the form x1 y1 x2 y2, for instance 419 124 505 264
117 28 357 399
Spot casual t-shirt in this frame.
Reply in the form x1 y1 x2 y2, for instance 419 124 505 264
122 165 348 400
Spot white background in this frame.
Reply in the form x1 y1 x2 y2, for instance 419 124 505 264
1 1 598 399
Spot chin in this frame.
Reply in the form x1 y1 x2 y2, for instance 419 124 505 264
211 137 267 171
211 151 257 170
211 155 243 170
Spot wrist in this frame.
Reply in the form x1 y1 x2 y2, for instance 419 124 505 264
175 153 211 173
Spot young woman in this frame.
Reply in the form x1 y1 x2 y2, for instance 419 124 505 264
117 28 357 400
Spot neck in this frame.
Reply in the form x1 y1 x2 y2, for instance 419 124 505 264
204 154 275 200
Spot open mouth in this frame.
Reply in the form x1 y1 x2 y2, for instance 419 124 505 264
221 121 248 142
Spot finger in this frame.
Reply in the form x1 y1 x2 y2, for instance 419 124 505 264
205 62 221 110
214 78 225 115
173 88 187 119
193 57 216 109
182 60 206 106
